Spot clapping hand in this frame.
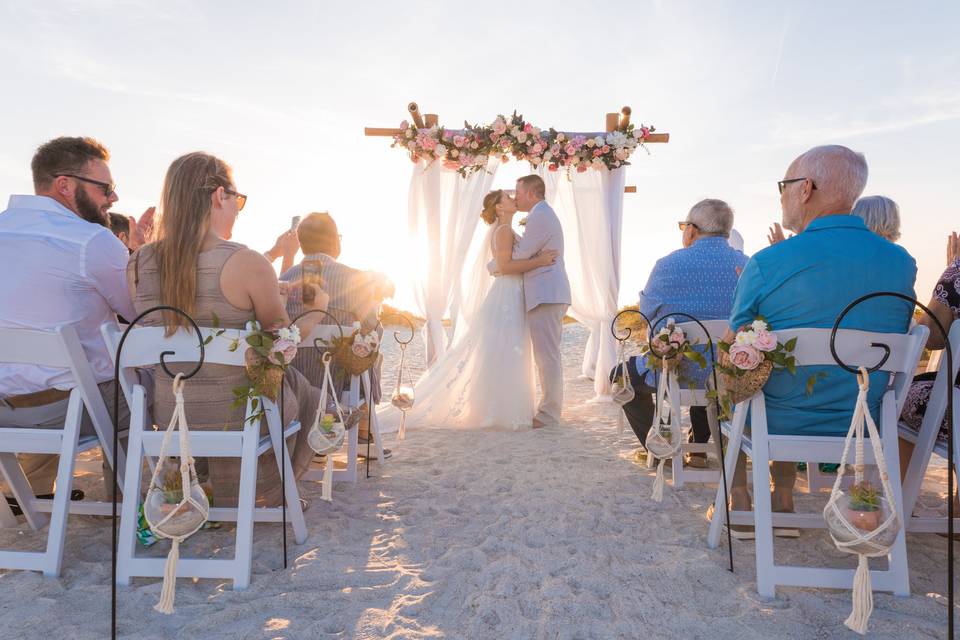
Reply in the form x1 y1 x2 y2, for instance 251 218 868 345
948 232 960 266
767 222 787 245
129 206 156 249
268 230 300 262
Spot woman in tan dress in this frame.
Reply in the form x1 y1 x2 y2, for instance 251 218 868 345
128 151 329 507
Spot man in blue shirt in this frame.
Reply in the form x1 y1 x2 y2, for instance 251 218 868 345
613 199 748 463
727 145 916 522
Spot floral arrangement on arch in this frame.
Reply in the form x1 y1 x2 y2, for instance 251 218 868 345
391 111 655 177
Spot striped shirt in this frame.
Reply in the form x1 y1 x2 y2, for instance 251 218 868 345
280 253 382 402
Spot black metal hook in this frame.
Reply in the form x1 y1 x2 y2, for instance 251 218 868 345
611 308 653 344
830 291 954 640
380 311 416 346
111 305 204 640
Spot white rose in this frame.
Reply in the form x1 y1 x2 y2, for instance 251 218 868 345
435 144 447 157
594 136 604 147
405 128 414 139
751 319 768 333
516 131 528 143
735 330 757 346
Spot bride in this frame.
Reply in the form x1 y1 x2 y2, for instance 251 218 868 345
379 190 557 430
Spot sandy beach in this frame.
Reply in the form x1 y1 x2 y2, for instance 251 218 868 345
0 322 955 639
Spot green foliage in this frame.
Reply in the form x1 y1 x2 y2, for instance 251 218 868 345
848 482 881 512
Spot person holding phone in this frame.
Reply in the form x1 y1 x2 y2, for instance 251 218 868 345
281 211 391 457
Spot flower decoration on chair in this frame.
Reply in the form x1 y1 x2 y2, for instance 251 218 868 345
639 318 707 386
206 318 301 424
391 111 656 177
321 322 381 377
709 318 812 420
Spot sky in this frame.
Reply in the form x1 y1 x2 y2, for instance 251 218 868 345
1 0 957 314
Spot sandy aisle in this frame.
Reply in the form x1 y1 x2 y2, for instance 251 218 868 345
0 323 954 639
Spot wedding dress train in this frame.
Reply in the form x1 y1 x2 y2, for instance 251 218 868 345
378 229 535 431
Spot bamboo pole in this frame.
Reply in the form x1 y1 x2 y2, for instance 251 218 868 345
619 106 632 131
407 102 424 128
624 186 637 193
424 113 438 127
605 113 620 132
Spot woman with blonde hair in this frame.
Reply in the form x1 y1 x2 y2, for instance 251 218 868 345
128 152 328 506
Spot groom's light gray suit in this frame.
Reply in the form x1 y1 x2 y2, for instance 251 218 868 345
514 200 571 425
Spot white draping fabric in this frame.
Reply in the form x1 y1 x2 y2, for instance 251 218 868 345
538 166 626 398
408 157 499 365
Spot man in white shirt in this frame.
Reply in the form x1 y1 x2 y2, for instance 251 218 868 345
0 136 136 497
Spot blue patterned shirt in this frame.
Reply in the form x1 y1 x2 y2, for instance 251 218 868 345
634 236 748 385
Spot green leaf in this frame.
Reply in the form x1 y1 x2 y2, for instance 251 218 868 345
228 339 240 352
718 341 731 353
211 311 221 329
203 335 213 345
784 336 798 352
786 360 797 376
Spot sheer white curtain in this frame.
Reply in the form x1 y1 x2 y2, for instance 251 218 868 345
408 157 499 365
539 166 626 398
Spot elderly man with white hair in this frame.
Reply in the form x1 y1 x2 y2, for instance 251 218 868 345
613 198 747 464
721 145 917 539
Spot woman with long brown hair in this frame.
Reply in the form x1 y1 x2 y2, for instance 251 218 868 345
128 152 328 507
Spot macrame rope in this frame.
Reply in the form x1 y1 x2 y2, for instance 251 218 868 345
308 353 346 502
649 362 682 502
146 374 209 615
822 368 902 634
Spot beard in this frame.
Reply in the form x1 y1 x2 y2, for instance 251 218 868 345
75 187 109 226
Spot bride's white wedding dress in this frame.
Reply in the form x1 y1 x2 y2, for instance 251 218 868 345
378 227 535 430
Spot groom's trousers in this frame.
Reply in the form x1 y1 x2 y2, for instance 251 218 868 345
528 303 567 425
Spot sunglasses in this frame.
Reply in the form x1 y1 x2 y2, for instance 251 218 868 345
777 177 817 195
55 173 117 198
223 187 247 211
677 221 698 231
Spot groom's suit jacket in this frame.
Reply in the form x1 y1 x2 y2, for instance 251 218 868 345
514 200 572 312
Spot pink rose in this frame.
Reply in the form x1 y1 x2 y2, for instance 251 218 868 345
669 330 684 345
564 143 576 155
729 344 762 371
399 120 409 131
753 330 777 352
593 149 603 157
576 164 588 173
268 338 298 366
453 135 465 148
602 145 610 153
523 123 533 133
548 163 558 172
352 343 371 358
492 120 507 135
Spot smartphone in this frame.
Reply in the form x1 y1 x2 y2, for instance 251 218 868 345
290 215 301 231
302 259 323 304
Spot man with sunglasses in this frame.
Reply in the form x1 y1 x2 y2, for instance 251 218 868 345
0 136 138 500
613 199 748 465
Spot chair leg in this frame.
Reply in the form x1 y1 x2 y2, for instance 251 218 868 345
0 454 47 531
42 392 84 576
267 418 307 546
0 493 17 528
882 400 911 596
750 400 776 598
708 406 746 549
232 424 259 590
116 387 147 586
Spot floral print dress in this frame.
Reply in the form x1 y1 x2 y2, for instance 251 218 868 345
900 258 960 439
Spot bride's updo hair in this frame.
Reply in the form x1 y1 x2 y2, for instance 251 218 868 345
480 190 503 225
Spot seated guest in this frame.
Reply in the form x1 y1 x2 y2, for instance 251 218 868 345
899 232 960 483
129 152 329 507
725 145 916 537
280 212 390 455
612 199 747 465
108 212 134 251
0 136 135 497
852 195 901 242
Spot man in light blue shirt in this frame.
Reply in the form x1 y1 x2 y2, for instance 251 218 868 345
613 199 748 461
727 145 916 523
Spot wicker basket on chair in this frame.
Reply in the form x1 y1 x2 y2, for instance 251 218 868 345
717 348 774 405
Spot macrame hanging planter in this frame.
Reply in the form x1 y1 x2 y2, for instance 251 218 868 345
645 363 682 502
822 368 901 635
143 374 210 615
307 352 347 502
390 337 415 440
611 339 635 434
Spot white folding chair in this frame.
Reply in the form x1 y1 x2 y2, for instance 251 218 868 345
706 326 927 598
0 325 125 576
299 325 384 486
103 324 307 590
663 319 729 488
901 321 960 533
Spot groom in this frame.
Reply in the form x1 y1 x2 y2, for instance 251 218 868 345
513 175 571 427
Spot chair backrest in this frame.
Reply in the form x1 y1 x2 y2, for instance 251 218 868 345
0 325 117 466
675 319 730 351
776 325 928 411
915 321 960 449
